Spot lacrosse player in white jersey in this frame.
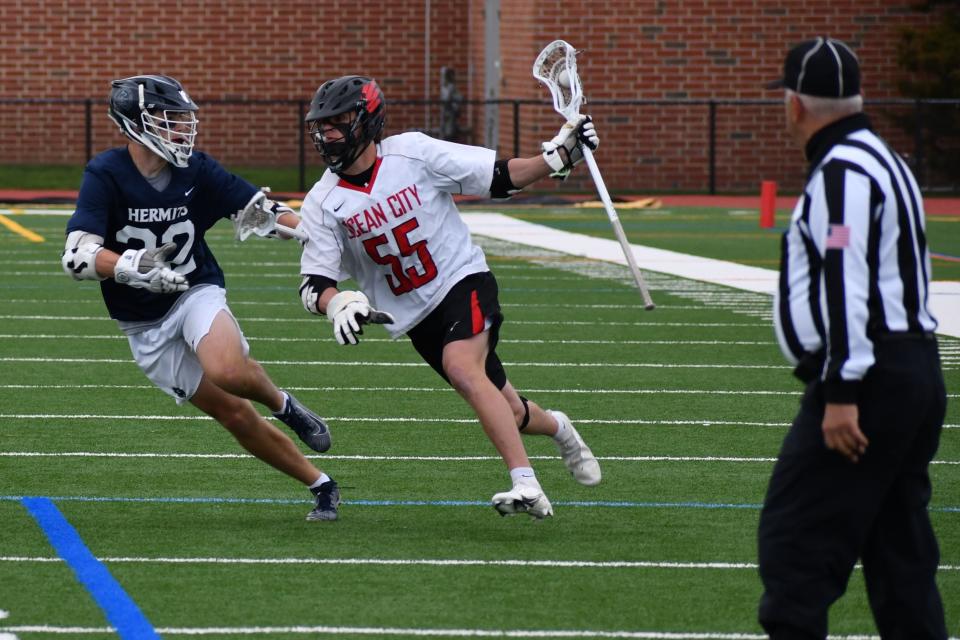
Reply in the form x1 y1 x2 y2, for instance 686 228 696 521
296 75 602 519
62 75 340 521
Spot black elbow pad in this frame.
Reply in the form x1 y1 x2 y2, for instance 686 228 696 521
489 159 520 199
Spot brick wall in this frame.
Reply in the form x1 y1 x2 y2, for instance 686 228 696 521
0 0 941 192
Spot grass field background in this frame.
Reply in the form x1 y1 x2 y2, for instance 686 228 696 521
0 205 957 638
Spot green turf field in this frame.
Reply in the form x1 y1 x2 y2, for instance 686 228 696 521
0 208 957 638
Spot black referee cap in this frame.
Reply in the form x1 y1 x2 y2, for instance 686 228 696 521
766 37 861 98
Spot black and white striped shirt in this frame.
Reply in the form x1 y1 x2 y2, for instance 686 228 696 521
773 113 938 403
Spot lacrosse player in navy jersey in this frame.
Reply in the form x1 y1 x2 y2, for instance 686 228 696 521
61 75 341 521
294 76 603 519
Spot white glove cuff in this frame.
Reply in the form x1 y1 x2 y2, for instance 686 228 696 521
327 290 369 321
542 148 568 172
113 249 148 285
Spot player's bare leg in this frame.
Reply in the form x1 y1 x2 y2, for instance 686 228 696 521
196 311 285 412
501 381 601 486
190 378 320 484
443 333 553 518
443 333 530 468
500 381 556 435
190 379 341 521
196 310 331 452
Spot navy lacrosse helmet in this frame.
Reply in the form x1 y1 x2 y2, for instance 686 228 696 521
108 75 199 168
305 76 385 174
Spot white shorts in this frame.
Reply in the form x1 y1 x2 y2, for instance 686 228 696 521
121 285 250 405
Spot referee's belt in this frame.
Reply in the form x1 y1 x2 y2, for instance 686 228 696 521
870 331 936 343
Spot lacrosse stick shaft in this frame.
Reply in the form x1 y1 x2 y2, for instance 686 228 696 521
276 223 307 242
582 147 655 310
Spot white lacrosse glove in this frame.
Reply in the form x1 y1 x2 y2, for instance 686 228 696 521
541 115 599 180
113 242 190 294
327 290 395 346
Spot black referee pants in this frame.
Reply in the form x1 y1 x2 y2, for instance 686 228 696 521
758 337 947 639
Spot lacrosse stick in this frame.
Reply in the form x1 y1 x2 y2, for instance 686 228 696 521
234 189 307 242
533 40 655 310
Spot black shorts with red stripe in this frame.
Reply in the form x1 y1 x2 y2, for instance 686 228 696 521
407 271 507 389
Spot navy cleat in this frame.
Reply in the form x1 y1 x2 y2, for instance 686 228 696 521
307 479 341 521
275 391 331 453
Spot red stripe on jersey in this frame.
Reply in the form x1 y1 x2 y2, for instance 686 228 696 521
470 290 483 335
337 156 382 194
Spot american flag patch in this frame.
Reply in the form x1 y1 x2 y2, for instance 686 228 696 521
826 224 850 249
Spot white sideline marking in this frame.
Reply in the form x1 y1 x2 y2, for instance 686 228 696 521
462 212 960 339
0 357 791 370
2 452 957 465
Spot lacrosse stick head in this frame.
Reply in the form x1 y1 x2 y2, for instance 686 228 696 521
233 189 276 242
533 40 583 120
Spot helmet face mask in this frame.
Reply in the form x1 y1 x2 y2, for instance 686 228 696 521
108 75 199 168
305 76 385 174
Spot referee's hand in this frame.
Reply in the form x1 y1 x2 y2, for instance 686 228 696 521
822 403 869 463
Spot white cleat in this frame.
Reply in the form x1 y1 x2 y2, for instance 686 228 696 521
491 484 554 519
550 410 602 486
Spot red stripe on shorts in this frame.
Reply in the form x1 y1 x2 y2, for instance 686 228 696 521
470 290 483 334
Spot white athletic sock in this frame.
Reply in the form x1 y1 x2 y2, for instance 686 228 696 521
272 391 291 417
509 467 539 488
551 412 568 440
309 473 331 490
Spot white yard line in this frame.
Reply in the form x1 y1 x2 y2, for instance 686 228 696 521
0 356 790 370
0 314 769 327
0 624 772 639
2 555 957 572
462 212 960 339
1 452 957 464
0 334 777 346
2 383 957 399
0 384 802 395
0 555 760 569
1 415 957 429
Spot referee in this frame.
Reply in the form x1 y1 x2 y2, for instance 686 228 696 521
757 37 948 639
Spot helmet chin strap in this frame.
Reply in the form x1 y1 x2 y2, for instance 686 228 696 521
323 120 372 175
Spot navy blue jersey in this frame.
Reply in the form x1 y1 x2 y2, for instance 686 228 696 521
67 147 258 321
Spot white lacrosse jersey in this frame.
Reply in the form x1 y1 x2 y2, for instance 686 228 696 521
299 132 496 337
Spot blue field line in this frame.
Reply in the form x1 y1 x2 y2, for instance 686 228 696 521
5 494 960 512
20 497 159 639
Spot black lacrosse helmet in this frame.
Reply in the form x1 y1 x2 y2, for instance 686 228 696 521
305 75 385 174
108 75 199 167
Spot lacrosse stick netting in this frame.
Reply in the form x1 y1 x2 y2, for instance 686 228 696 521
234 189 307 242
533 40 656 310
